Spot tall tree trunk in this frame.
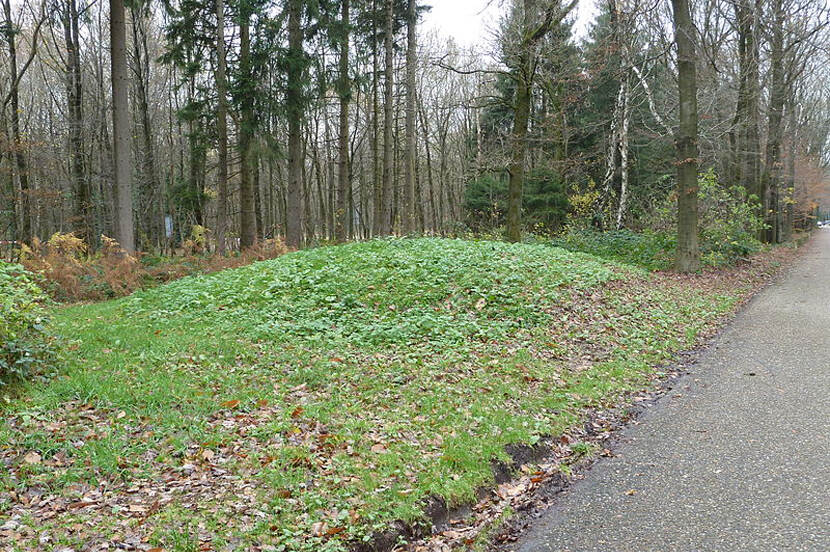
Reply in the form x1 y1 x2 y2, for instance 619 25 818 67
506 59 532 243
285 0 304 249
239 6 257 248
111 0 134 252
402 0 417 234
3 0 31 243
214 0 230 253
615 78 631 230
763 0 785 244
335 0 350 242
418 101 437 232
130 6 158 249
371 0 382 236
730 0 761 206
65 0 89 243
186 53 205 228
0 111 15 242
254 154 263 239
672 0 700 272
380 0 394 236
505 0 576 242
783 100 796 241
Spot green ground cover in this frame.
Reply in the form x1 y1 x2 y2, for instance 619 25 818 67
0 238 780 551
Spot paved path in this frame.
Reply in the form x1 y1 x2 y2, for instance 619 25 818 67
512 232 830 552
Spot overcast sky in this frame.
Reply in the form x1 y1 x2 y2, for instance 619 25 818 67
423 0 600 48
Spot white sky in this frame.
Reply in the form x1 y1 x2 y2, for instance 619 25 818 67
423 0 600 48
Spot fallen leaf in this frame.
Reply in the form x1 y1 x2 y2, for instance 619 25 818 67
291 406 304 418
220 399 240 409
370 443 387 453
256 399 269 408
201 449 215 462
311 521 328 537
23 451 41 465
116 411 127 419
326 526 346 536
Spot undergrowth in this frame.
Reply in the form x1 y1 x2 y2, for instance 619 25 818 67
17 231 288 302
0 237 786 551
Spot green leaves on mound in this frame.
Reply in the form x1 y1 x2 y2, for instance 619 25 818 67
0 262 59 384
124 238 625 348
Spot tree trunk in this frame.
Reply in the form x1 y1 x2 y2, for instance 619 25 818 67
380 0 394 236
371 0 382 236
783 100 796 241
130 6 158 249
3 0 31 243
672 0 700 272
111 0 134 252
239 7 257 249
335 0 350 242
763 0 785 244
214 0 230 253
505 0 576 242
65 0 90 243
285 0 304 249
402 0 417 234
730 0 761 205
615 78 630 230
506 63 531 243
506 0 537 243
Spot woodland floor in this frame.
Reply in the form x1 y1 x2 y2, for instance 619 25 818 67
0 237 801 552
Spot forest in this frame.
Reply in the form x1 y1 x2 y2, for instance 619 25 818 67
1 0 828 268
3 2 830 550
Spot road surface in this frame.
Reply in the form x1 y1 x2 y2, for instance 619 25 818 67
512 232 830 552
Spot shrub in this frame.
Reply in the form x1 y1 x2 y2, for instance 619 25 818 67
464 174 508 232
18 231 289 302
464 168 569 234
648 169 764 265
551 228 675 271
0 262 59 384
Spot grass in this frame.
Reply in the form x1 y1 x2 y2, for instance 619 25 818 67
0 237 782 551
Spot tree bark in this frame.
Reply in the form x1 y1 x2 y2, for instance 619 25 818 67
672 0 700 272
335 0 350 242
111 0 134 252
763 0 786 244
380 0 394 235
130 6 159 248
730 0 761 205
65 0 90 243
371 0 382 236
239 6 257 249
3 0 31 243
285 0 304 249
402 0 417 234
506 0 577 243
615 78 631 230
214 0 230 253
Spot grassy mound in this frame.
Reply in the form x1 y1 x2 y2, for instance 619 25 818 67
1 238 754 551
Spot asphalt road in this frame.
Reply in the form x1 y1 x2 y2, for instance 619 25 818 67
511 232 830 552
